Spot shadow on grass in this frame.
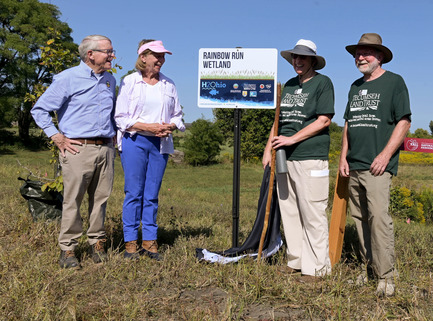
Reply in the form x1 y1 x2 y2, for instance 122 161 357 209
106 215 125 252
158 226 212 247
98 213 212 255
342 223 362 263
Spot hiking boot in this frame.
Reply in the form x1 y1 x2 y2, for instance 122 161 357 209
140 240 162 261
376 279 395 297
59 250 80 269
90 239 108 264
124 240 140 260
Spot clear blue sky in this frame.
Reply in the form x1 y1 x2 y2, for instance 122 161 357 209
42 0 432 131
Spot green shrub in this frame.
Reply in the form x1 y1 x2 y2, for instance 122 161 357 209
183 118 223 166
419 188 433 224
329 128 342 165
173 134 181 150
213 108 274 162
390 186 425 223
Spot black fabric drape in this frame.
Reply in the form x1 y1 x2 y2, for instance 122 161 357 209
196 165 281 263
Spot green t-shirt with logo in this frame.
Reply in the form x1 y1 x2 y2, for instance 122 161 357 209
344 71 411 176
278 73 335 160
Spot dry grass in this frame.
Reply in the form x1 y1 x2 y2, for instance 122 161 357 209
1 146 433 320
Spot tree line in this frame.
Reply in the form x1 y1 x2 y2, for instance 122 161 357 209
1 0 432 163
0 0 78 141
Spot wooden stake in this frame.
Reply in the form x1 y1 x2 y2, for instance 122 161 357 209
328 172 349 266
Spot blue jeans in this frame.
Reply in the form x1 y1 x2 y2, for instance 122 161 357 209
120 133 168 242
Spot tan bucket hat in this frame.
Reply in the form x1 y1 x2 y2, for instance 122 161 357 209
345 33 393 63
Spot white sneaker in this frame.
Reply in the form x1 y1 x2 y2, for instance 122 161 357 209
356 273 368 286
376 279 395 297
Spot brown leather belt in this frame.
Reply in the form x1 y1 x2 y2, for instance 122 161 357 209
72 137 111 145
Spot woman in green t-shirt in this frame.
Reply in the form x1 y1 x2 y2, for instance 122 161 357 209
263 39 335 279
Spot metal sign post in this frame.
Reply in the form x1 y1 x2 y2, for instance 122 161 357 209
232 108 241 247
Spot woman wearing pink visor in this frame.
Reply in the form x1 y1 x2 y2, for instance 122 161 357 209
115 39 185 260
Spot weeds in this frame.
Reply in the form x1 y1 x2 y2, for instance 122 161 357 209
1 148 433 320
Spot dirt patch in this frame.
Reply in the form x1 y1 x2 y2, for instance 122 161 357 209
167 287 311 320
179 287 228 314
241 302 312 321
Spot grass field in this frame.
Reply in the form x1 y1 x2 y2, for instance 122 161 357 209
1 144 433 320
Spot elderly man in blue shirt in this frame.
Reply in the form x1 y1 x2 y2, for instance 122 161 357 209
31 35 116 269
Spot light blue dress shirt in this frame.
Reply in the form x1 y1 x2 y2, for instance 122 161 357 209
31 61 116 138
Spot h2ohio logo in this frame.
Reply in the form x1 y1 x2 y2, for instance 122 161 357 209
201 81 227 91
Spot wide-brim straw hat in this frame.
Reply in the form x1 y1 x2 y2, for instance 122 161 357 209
345 33 392 64
280 39 326 70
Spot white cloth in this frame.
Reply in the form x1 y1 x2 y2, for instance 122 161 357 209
198 235 283 264
137 82 162 135
114 71 185 153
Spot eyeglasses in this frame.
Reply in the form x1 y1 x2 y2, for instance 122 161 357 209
292 54 308 60
355 51 375 58
92 49 116 56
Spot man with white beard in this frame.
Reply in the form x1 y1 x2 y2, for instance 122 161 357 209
338 33 411 297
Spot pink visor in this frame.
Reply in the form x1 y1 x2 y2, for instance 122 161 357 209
137 40 172 55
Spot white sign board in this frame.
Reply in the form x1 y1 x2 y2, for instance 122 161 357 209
198 48 278 109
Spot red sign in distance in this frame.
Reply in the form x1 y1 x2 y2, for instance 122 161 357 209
400 138 433 153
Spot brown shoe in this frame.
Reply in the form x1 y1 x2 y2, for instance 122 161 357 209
90 239 108 264
140 240 162 261
124 240 140 260
142 240 158 253
59 250 81 269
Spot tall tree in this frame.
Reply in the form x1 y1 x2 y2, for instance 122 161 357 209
213 108 274 161
408 128 431 139
0 0 77 140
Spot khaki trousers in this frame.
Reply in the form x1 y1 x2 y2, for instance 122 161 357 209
58 143 115 250
348 170 396 279
276 159 331 276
